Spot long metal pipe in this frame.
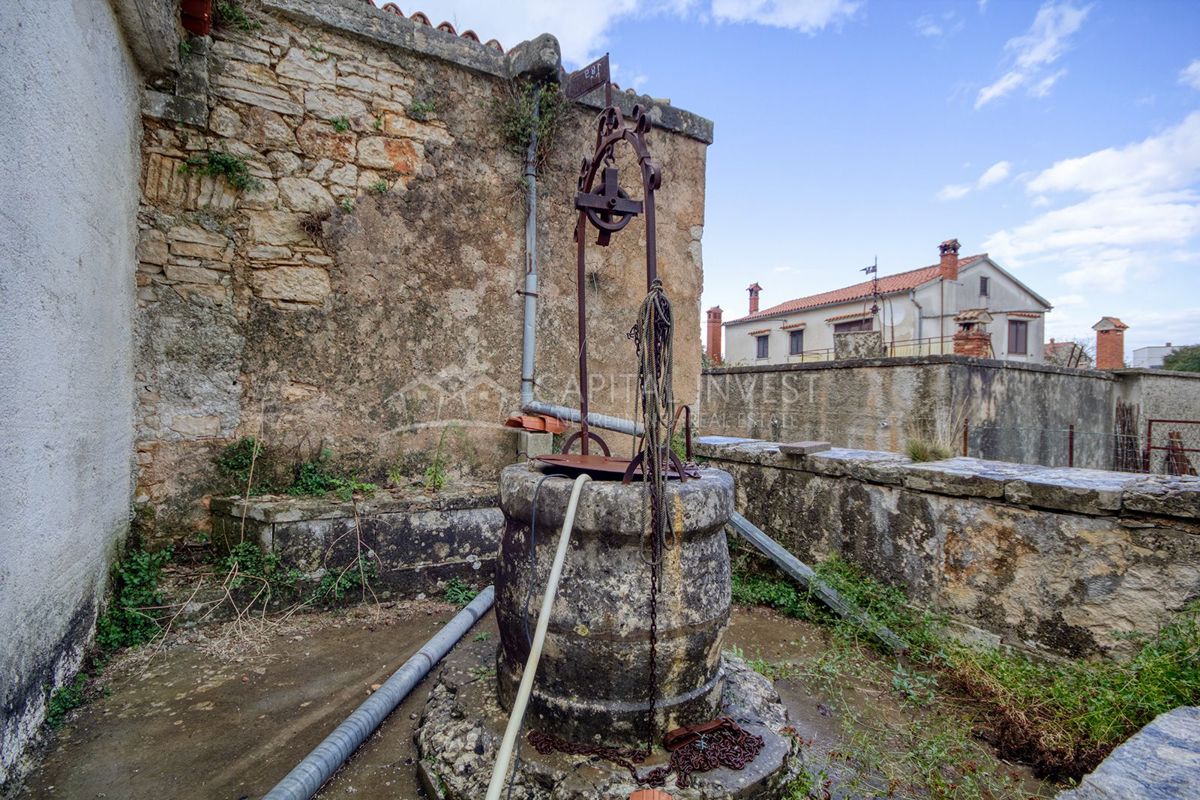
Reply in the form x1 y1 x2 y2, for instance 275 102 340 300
262 587 495 800
519 88 541 408
522 399 643 437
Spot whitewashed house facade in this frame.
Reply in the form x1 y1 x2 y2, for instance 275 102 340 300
720 240 1052 366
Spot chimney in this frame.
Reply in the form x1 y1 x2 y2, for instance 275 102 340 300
706 306 723 364
939 239 961 281
1092 316 1129 370
747 282 762 314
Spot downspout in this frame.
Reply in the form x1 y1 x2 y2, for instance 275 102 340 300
910 290 923 345
516 85 643 437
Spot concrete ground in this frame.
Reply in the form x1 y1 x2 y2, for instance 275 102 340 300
14 602 1055 799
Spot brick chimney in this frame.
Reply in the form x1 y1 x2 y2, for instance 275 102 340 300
939 239 961 281
706 306 723 364
1092 316 1129 370
747 283 762 314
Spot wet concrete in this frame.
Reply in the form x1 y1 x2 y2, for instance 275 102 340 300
15 604 1055 800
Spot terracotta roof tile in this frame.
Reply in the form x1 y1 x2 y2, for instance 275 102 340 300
729 255 985 324
824 310 875 322
367 2 503 52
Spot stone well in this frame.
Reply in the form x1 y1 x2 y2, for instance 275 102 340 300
494 462 735 746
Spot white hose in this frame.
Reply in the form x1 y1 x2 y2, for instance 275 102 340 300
484 473 591 800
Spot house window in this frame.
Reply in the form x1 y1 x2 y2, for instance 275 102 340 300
756 335 769 359
979 276 990 297
789 329 804 355
1008 320 1028 355
833 317 872 334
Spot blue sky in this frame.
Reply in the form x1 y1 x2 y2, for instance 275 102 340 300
385 1 1200 355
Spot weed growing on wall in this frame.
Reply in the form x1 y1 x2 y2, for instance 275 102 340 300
180 151 263 192
216 436 275 494
45 672 91 729
215 0 260 32
96 545 173 651
408 99 437 121
287 458 376 501
368 179 388 195
444 578 479 608
330 116 351 133
905 439 952 462
730 545 1200 782
492 80 569 174
309 553 379 605
423 426 451 491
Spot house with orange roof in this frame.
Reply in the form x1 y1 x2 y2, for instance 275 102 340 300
717 238 1052 365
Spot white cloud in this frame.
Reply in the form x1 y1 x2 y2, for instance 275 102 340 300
914 15 943 37
711 0 861 31
1181 59 1200 90
977 160 1012 188
913 11 964 39
975 2 1089 109
938 160 1012 200
389 0 858 65
985 112 1200 293
937 183 972 201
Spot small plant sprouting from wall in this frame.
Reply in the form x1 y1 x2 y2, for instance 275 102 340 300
215 0 261 32
444 578 479 608
287 449 376 502
492 79 570 174
216 436 276 494
424 426 451 491
180 151 263 192
905 440 951 463
96 544 174 651
330 116 351 133
369 179 389 195
904 403 966 463
339 198 355 213
408 99 437 121
45 672 91 729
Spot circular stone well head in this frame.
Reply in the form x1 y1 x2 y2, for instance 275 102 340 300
495 462 735 747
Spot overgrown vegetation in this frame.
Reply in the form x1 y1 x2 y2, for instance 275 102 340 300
180 150 262 192
216 436 275 494
310 553 379 605
444 578 479 607
216 439 377 501
1163 343 1200 372
905 439 952 462
491 80 569 174
45 672 91 729
731 543 1200 783
215 0 261 32
287 455 376 502
96 544 173 651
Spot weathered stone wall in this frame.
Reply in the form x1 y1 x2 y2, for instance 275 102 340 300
699 356 1119 469
698 437 1200 658
135 0 711 540
0 0 172 784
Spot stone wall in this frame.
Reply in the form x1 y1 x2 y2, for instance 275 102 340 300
699 356 1127 470
135 0 712 540
0 0 174 785
697 437 1200 658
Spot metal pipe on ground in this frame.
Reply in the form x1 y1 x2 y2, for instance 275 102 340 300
727 512 908 655
262 587 496 800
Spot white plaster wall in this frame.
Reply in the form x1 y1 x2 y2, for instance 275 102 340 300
0 0 140 783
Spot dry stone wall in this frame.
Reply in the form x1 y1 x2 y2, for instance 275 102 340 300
135 0 711 540
697 436 1200 658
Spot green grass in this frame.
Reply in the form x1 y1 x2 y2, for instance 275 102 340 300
286 458 376 502
731 546 1200 782
905 439 952 462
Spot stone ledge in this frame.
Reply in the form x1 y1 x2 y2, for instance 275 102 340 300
696 436 1200 519
210 482 499 523
702 353 1117 380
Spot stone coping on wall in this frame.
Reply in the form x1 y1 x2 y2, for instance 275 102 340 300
1111 367 1200 381
210 482 498 523
694 436 1200 520
702 353 1116 380
263 0 715 143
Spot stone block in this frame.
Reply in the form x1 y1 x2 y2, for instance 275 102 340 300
136 229 169 265
211 77 303 117
1123 476 1200 520
247 210 310 245
295 119 356 161
276 46 336 85
242 107 298 150
303 88 367 120
516 430 552 459
902 458 1008 498
278 177 334 212
169 414 221 437
1056 707 1200 799
356 136 421 173
164 264 224 284
251 265 331 304
1004 467 1127 515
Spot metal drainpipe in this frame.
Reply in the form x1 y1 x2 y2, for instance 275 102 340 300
516 85 643 438
519 87 541 409
261 587 495 800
